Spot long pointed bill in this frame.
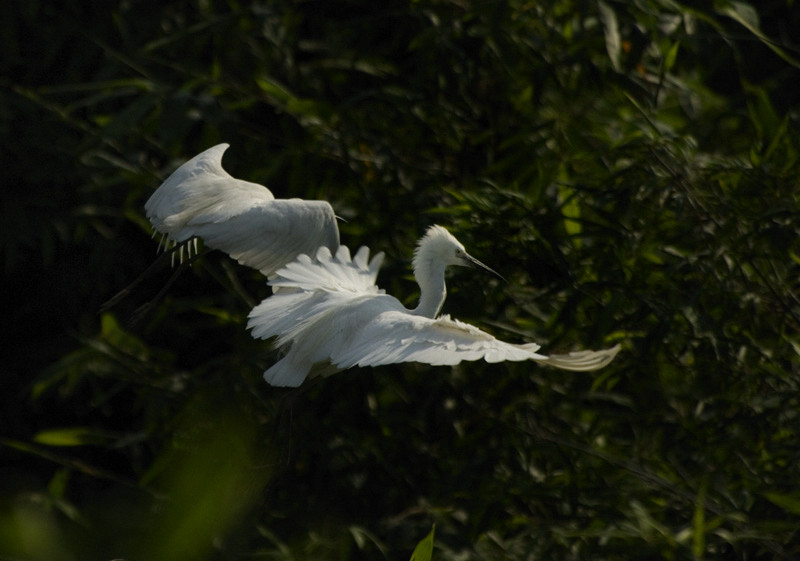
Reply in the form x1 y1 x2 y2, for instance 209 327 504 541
462 252 505 282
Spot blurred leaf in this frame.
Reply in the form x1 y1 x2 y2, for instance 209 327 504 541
763 491 800 516
558 182 582 245
255 77 294 106
99 93 160 140
142 395 271 561
716 1 800 68
598 1 622 71
692 480 707 560
410 524 435 561
33 427 116 447
664 41 680 72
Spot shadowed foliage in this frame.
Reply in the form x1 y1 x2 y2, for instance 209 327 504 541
2 1 799 559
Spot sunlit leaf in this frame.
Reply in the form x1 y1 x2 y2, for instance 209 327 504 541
763 492 800 516
33 427 115 447
598 1 622 71
410 525 435 561
716 1 800 68
664 41 680 72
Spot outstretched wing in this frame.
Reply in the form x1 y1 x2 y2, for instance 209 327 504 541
145 143 340 276
330 313 548 369
331 313 620 372
247 243 621 387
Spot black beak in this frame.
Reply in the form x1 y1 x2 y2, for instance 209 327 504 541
462 252 505 282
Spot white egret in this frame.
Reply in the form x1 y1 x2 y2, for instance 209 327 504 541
248 225 620 387
145 143 340 276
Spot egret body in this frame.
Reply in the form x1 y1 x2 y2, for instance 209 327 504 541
248 226 620 387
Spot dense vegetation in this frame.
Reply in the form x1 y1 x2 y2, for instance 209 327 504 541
2 1 800 559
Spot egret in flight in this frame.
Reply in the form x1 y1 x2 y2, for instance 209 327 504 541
249 226 620 387
145 143 339 276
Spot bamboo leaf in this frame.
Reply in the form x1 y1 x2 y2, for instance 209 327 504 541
410 525 435 561
598 1 622 71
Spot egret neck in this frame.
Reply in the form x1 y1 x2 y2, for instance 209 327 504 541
411 257 448 318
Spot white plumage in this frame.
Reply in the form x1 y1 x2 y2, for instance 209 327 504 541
248 226 620 387
144 143 339 276
143 148 619 387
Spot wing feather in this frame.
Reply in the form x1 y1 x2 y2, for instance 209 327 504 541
267 245 384 294
537 345 621 371
327 313 549 370
145 144 340 276
248 243 388 343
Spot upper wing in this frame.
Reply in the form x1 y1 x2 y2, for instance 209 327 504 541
144 143 340 276
145 144 274 235
270 245 384 293
190 198 340 277
248 244 386 342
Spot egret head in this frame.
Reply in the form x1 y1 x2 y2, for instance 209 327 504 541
413 225 503 279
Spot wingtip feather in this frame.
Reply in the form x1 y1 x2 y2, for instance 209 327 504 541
541 343 621 371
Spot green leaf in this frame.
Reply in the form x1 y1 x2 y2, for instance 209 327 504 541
717 1 800 68
558 181 582 246
692 480 707 559
255 77 294 105
763 491 800 515
598 1 622 71
410 525 435 561
33 427 115 447
99 312 151 359
99 92 159 140
664 41 680 72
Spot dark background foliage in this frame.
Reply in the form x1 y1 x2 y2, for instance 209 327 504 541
2 0 800 559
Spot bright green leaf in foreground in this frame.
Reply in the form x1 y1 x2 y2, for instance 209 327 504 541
410 525 435 561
